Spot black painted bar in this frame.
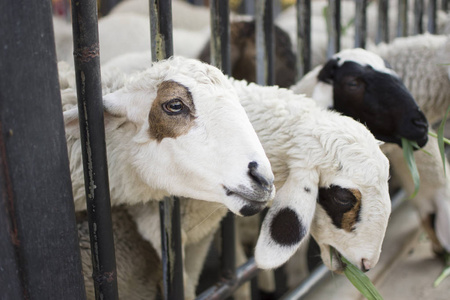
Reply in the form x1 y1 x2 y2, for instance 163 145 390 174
443 0 449 11
256 0 275 85
354 0 367 48
413 0 424 35
376 0 389 44
0 0 86 298
427 0 438 33
296 0 312 79
326 0 341 58
149 1 184 299
196 258 260 300
71 0 118 299
99 0 121 16
397 0 408 37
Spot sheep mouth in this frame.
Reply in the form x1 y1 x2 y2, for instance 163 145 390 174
328 246 347 274
223 186 269 216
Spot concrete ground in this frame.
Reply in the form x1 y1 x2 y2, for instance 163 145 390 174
302 199 450 300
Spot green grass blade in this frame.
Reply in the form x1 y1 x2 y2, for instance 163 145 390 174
428 131 450 146
434 252 450 287
401 138 420 199
437 105 450 176
341 255 384 300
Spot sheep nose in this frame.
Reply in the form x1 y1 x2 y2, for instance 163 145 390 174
412 118 428 130
361 259 371 273
248 161 273 191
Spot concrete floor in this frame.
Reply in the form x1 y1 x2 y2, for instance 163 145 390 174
302 200 450 300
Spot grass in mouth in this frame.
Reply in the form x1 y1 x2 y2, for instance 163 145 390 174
331 247 384 300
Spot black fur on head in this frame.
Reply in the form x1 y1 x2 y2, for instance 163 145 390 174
318 59 428 148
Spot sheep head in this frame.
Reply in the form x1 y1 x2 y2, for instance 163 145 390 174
254 109 391 273
63 57 275 216
294 48 429 148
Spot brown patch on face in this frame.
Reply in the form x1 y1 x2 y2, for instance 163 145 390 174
318 185 362 232
148 80 196 142
341 189 362 232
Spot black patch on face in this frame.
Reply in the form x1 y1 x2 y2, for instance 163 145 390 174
326 60 428 148
304 187 311 193
270 207 306 246
318 185 361 231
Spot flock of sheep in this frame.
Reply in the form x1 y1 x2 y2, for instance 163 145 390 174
53 0 450 299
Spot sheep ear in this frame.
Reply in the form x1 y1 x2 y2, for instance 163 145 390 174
63 92 128 138
317 57 339 84
255 170 318 269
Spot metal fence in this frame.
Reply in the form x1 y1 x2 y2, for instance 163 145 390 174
1 0 448 299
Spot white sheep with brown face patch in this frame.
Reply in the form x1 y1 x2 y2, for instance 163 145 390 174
60 56 275 217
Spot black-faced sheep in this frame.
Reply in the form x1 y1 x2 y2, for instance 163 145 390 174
292 47 450 258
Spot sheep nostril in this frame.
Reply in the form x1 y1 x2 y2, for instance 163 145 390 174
248 161 272 191
412 118 428 130
361 259 371 273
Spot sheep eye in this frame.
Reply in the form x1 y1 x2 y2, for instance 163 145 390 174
346 80 360 89
163 99 185 115
333 196 353 206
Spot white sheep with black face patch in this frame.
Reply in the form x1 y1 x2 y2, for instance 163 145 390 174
292 46 450 258
60 56 275 217
227 79 391 273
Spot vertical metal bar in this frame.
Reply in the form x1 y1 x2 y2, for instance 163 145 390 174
255 0 275 86
149 1 184 299
71 0 118 299
376 0 389 44
427 0 437 33
397 0 408 37
413 0 424 35
99 0 121 16
296 0 311 79
0 0 86 298
354 0 367 48
443 0 449 12
326 0 341 58
210 0 231 74
210 3 236 299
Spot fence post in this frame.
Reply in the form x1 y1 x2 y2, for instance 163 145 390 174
354 0 367 48
296 0 311 79
326 0 341 58
256 0 275 86
71 0 119 299
427 0 438 33
397 0 408 37
0 1 86 298
376 0 389 44
149 1 185 299
413 0 424 35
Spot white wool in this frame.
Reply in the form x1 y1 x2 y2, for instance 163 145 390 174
368 33 450 125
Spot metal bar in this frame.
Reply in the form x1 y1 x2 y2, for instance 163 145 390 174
397 0 408 37
279 265 330 300
413 0 424 35
210 0 231 74
256 0 275 86
326 0 341 58
427 0 438 33
149 2 184 299
159 197 185 299
149 0 174 62
196 257 260 300
376 0 389 44
0 0 86 298
443 0 449 12
296 0 312 79
354 0 367 48
99 0 121 16
71 1 119 299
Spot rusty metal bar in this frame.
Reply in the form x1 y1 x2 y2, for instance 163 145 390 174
354 0 367 48
149 1 184 299
256 0 275 86
326 0 341 58
427 0 438 33
413 0 424 35
376 0 389 44
196 257 260 300
71 0 118 299
296 0 312 79
397 0 408 37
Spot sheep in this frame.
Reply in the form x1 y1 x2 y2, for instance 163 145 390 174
291 47 450 264
60 56 275 216
198 20 298 88
73 55 391 298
